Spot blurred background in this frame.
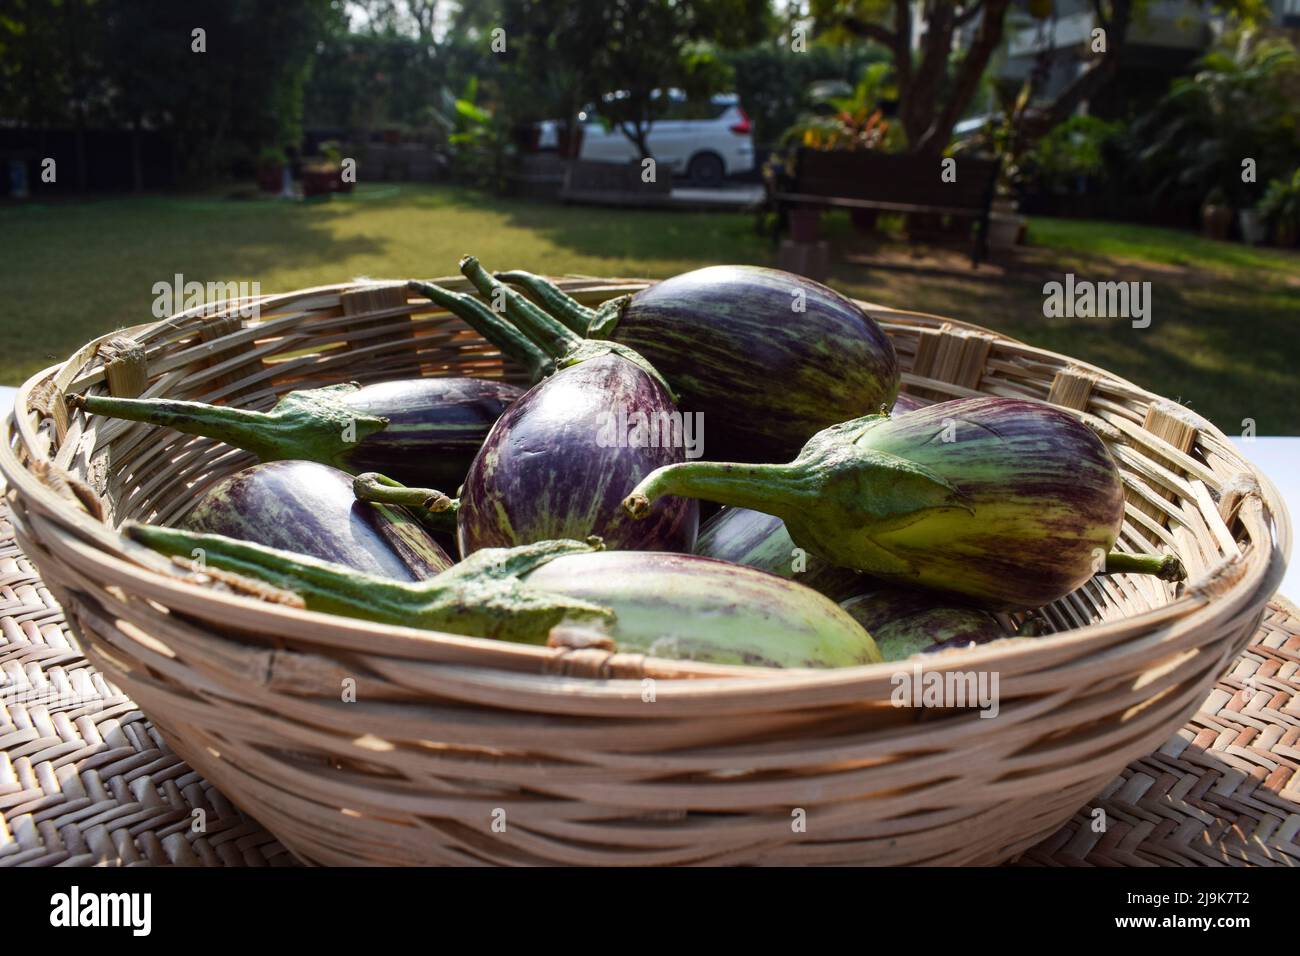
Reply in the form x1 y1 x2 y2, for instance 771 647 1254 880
2 0 1298 442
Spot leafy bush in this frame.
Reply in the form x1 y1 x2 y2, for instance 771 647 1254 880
1133 38 1299 209
1258 168 1300 232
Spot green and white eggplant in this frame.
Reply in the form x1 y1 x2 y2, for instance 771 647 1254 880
839 586 1004 661
125 526 881 668
625 397 1185 610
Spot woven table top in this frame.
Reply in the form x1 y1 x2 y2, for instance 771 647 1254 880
1 498 1296 868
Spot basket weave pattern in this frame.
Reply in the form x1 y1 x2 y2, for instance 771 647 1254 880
0 277 1289 866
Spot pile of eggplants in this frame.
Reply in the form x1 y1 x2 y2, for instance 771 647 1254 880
89 257 1186 670
498 265 901 462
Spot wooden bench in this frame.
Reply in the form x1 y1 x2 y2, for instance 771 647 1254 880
773 148 1001 267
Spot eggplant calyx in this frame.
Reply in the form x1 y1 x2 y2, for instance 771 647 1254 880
125 523 616 645
587 294 631 340
558 340 678 402
73 384 388 470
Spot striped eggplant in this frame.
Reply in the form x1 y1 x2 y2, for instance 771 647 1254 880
125 526 881 668
410 257 697 555
625 397 1185 610
69 377 521 490
839 586 1004 661
182 460 452 581
891 392 925 414
497 265 900 462
695 506 866 601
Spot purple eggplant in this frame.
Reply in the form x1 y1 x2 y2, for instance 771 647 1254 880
458 354 697 554
695 506 866 601
497 265 900 462
70 376 521 491
182 460 453 581
126 528 882 667
410 257 697 555
839 586 1004 661
626 397 1185 609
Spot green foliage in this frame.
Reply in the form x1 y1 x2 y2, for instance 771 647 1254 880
0 0 338 184
1258 168 1300 230
1024 115 1125 192
777 62 906 153
726 39 887 145
1133 37 1299 208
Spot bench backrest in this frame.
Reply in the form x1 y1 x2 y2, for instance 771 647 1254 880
793 148 999 211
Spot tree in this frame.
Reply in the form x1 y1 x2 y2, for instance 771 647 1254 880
500 0 772 160
813 0 1270 158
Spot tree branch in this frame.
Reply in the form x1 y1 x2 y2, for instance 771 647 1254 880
841 15 897 49
914 0 1011 156
955 1 986 28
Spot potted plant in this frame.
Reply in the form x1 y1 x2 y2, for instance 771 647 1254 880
256 146 287 192
1201 186 1233 241
1259 169 1300 247
321 140 352 193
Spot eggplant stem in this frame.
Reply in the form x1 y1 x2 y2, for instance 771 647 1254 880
125 523 615 643
71 394 277 454
1102 551 1186 582
624 461 797 521
408 279 550 383
459 256 578 359
353 472 458 534
69 388 388 469
494 270 596 336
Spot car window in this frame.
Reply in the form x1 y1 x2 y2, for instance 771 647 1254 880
659 99 730 121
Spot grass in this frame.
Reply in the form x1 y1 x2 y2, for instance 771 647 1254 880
2 183 1297 434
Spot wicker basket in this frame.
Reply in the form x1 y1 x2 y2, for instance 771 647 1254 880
0 276 1289 866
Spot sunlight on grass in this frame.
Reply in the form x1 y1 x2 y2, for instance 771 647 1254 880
2 184 1296 433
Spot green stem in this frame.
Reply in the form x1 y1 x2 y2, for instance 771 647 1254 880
408 279 550 383
1102 551 1186 582
623 461 801 521
459 256 579 359
588 295 631 339
70 393 285 461
125 523 615 643
494 270 597 336
353 472 458 535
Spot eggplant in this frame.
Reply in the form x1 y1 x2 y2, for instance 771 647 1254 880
891 392 925 414
125 526 882 668
839 586 1004 661
497 265 900 462
695 506 866 601
625 397 1185 610
182 460 453 581
410 257 697 555
69 376 521 490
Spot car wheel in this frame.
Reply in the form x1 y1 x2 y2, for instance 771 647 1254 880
687 152 725 188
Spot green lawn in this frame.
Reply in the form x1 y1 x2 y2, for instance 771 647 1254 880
3 183 1296 434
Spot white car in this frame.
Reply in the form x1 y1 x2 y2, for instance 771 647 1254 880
540 91 755 187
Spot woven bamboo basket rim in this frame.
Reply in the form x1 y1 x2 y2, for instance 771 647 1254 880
0 276 1288 697
1 273 1291 865
4 466 1296 866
